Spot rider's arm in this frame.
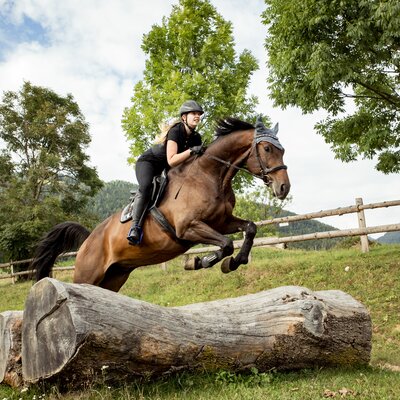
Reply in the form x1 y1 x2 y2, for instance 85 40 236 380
166 140 191 167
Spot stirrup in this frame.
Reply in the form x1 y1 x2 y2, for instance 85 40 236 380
127 225 143 245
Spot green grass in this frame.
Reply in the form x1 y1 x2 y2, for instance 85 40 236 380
1 244 400 399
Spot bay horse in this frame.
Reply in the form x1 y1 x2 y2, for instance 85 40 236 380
31 117 290 292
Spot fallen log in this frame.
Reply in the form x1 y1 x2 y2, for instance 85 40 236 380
0 310 23 387
22 278 371 387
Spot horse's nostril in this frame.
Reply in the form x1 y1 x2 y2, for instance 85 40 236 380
279 183 290 198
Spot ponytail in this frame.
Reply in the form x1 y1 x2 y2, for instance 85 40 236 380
154 119 180 144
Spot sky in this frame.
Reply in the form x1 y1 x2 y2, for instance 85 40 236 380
0 0 398 236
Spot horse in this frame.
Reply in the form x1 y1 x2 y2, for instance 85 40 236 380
31 117 290 292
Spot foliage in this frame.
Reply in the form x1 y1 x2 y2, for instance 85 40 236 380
122 0 260 162
262 0 400 173
1 245 400 398
89 180 138 221
234 185 291 238
0 82 103 260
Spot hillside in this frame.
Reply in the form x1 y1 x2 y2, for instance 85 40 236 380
275 210 342 250
377 231 400 244
90 180 138 221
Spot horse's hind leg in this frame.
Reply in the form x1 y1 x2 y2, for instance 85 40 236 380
219 217 257 273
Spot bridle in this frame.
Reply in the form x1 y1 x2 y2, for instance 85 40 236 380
254 140 288 181
204 133 287 186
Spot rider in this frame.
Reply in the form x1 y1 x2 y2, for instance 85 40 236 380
127 100 205 245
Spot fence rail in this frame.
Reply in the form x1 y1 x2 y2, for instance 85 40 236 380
1 198 399 281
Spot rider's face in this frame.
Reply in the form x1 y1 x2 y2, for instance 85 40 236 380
184 111 202 129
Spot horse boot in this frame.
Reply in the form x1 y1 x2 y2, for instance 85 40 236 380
127 191 149 245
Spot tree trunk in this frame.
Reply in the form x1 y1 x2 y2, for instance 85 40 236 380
0 311 23 388
22 278 371 387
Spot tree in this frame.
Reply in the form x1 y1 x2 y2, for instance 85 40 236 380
262 0 400 173
90 180 138 221
0 81 103 260
234 186 291 238
122 0 260 161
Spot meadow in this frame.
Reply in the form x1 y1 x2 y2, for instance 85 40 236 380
0 244 399 399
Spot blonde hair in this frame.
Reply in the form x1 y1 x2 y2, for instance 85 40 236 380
154 118 181 144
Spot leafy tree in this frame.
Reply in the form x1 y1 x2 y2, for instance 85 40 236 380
122 0 260 161
0 81 103 260
234 187 291 238
263 0 400 173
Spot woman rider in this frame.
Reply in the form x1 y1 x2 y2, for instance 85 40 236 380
127 100 205 244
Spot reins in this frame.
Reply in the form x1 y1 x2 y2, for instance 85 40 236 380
204 139 287 185
174 130 288 199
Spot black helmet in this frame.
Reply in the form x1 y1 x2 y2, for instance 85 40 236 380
179 100 204 116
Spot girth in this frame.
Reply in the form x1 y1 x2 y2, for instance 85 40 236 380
149 207 192 247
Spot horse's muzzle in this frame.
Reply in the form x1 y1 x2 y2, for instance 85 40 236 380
266 176 290 200
275 181 291 200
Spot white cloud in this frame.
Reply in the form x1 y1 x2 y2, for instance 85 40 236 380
0 0 398 233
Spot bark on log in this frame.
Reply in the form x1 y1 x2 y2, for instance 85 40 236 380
22 278 371 387
0 311 23 387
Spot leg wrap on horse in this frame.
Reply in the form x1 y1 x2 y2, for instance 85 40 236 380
200 250 224 269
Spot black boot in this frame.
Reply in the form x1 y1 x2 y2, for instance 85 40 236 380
127 191 149 245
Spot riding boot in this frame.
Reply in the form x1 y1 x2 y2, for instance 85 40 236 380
127 191 149 245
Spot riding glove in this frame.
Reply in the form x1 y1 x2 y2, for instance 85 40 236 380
190 145 206 155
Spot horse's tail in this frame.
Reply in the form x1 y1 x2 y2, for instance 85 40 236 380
31 221 91 281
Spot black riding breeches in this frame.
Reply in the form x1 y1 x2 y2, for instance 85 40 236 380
135 159 163 202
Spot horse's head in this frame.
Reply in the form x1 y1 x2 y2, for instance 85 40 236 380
246 116 290 200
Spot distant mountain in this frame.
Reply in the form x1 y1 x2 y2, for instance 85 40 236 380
376 231 400 244
274 210 342 250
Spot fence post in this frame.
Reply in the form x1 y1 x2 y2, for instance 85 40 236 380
356 198 369 253
10 261 16 284
160 262 167 271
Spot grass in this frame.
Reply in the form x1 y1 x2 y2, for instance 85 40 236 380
1 244 399 399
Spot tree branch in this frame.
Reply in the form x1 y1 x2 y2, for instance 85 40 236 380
353 80 400 108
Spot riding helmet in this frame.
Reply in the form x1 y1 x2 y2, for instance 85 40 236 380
179 100 204 116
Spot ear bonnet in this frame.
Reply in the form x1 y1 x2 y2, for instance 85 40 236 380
255 115 284 151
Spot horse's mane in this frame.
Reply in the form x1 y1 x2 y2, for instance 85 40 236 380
214 117 254 137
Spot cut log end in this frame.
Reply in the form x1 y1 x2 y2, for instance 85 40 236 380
0 310 24 388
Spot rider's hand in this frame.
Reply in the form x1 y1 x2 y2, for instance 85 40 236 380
190 145 206 155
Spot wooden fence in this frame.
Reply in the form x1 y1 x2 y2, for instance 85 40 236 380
1 197 399 282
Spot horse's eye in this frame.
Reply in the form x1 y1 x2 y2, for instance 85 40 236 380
264 145 271 152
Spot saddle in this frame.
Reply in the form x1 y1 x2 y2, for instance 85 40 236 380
120 170 168 223
120 170 191 246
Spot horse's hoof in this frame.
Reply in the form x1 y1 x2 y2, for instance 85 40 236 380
184 256 201 271
221 257 234 274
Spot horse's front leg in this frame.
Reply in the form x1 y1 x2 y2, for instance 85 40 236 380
178 221 234 270
219 216 257 273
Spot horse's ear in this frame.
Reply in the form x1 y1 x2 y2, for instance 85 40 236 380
272 123 279 136
255 115 265 130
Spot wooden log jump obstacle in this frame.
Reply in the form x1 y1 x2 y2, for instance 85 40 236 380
0 311 23 388
8 278 371 388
